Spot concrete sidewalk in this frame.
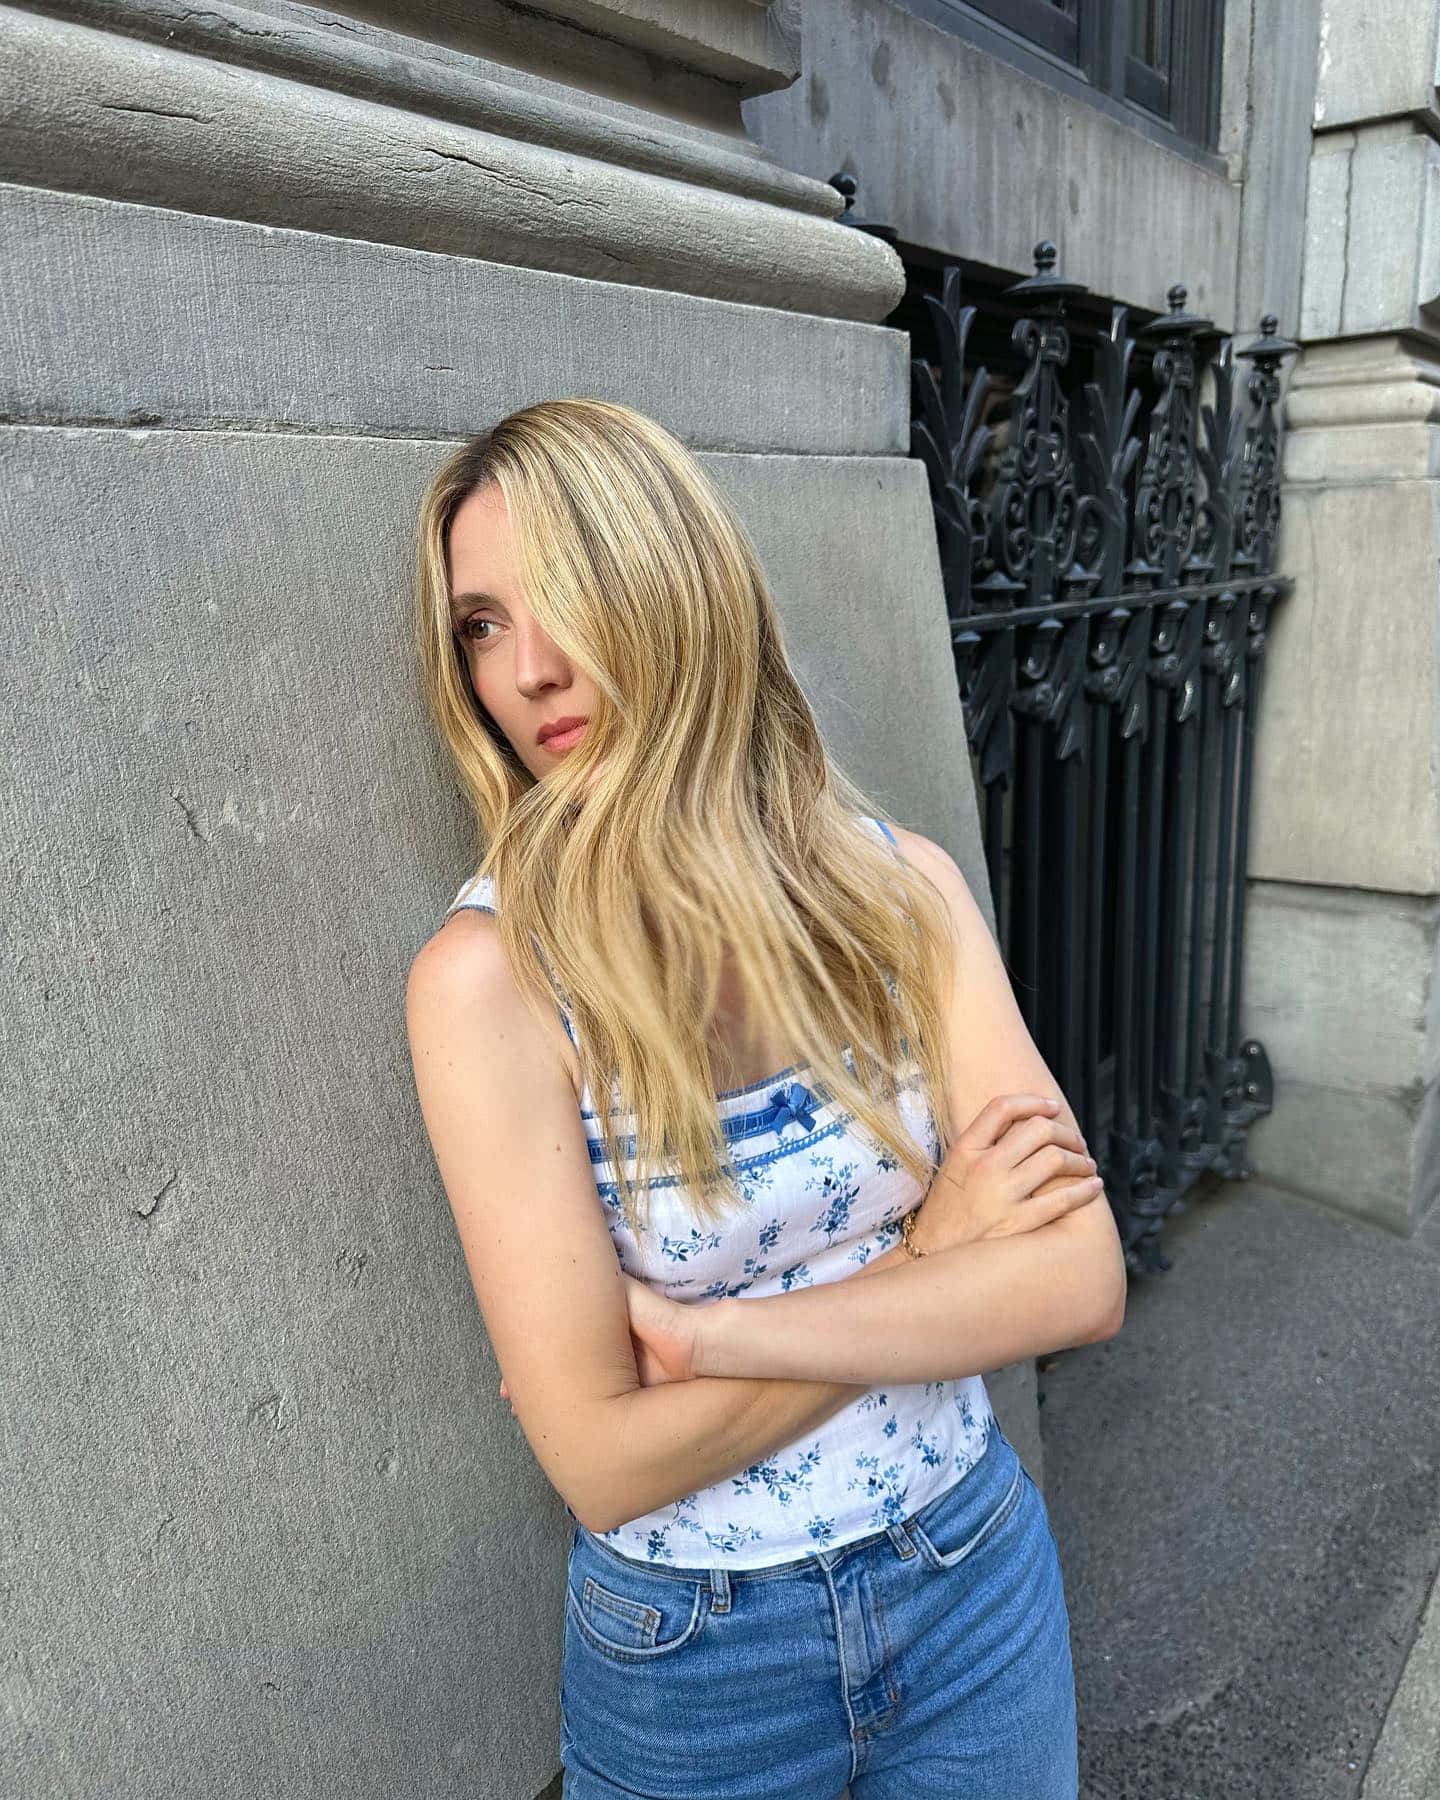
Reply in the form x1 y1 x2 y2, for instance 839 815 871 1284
1040 1175 1440 1800
1361 1557 1440 1800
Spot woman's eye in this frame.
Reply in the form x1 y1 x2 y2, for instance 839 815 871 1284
461 616 496 644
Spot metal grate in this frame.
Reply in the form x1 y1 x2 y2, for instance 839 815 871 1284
905 241 1298 1275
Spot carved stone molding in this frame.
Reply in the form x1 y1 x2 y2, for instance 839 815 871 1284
1283 335 1440 480
0 3 904 321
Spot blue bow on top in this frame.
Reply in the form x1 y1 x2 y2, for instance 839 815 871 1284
765 1080 817 1136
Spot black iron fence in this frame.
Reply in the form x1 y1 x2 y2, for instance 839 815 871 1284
912 242 1297 1273
884 226 1297 1275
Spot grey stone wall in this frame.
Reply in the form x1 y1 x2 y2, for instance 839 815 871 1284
743 0 1255 324
2 5 1040 1793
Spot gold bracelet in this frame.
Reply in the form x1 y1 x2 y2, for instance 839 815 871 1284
901 1206 927 1258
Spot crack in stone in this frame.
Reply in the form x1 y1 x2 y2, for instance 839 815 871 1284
175 7 280 42
418 146 605 209
172 790 207 842
97 103 213 122
132 1169 178 1221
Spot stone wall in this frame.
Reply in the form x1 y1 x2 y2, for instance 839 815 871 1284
1 4 1038 1794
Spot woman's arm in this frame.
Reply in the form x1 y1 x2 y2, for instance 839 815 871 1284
685 823 1128 1386
408 915 878 1538
598 1221 957 1521
693 1195 1118 1384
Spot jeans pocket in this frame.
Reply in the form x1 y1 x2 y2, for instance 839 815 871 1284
908 1457 1026 1573
565 1545 710 1666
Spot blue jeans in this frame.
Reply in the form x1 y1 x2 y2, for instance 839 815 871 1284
559 1423 1078 1798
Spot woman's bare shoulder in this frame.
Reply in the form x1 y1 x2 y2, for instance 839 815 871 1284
883 821 935 856
876 824 995 949
406 909 583 1106
881 823 965 886
407 904 506 1011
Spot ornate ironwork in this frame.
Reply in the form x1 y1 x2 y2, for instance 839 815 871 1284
909 241 1298 1275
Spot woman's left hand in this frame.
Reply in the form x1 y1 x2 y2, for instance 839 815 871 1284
619 1272 699 1386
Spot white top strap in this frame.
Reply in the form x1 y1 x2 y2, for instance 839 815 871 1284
445 868 497 918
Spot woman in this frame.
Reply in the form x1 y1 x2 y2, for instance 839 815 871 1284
405 397 1125 1799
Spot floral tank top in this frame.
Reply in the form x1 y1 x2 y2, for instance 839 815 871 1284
443 814 994 1569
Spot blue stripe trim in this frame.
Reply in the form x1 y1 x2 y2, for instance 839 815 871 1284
586 1078 837 1157
594 1112 854 1198
586 1072 929 1193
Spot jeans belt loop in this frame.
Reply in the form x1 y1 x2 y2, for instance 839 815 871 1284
886 1519 919 1560
709 1567 732 1612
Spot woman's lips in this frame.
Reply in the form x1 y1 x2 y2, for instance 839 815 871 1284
541 719 588 752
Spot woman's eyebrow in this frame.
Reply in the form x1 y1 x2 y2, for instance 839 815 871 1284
449 589 506 619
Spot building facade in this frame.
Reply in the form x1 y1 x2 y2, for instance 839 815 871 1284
6 2 1431 1797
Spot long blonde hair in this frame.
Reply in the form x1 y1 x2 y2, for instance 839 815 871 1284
413 397 958 1233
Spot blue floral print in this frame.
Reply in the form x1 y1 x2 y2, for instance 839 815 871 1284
806 1157 861 1246
659 1226 724 1264
846 1452 912 1531
731 1443 822 1506
442 814 995 1569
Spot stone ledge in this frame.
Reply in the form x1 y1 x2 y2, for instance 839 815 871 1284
0 5 904 322
37 0 829 217
0 181 910 452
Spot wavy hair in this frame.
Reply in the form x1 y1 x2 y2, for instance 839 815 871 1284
413 397 958 1234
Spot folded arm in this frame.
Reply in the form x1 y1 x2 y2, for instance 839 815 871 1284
408 914 884 1538
408 822 1124 1537
693 1195 1119 1384
688 822 1129 1387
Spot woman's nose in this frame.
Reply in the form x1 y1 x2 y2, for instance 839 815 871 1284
513 624 571 693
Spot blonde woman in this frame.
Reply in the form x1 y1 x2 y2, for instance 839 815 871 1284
405 398 1125 1799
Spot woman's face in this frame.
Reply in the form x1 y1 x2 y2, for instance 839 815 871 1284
447 481 601 783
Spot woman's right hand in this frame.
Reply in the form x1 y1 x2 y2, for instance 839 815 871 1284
909 1094 1102 1254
